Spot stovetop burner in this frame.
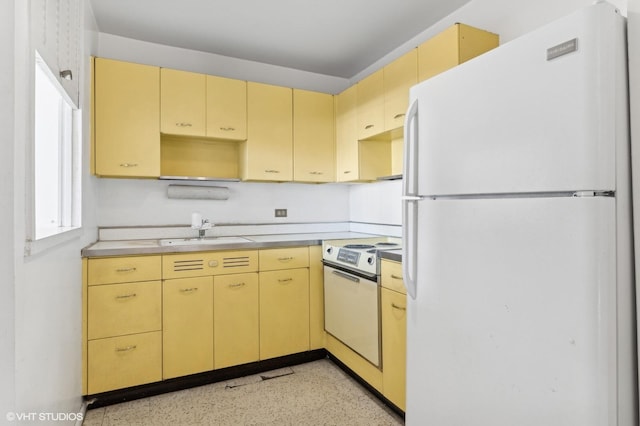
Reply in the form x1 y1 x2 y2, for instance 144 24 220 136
343 244 376 249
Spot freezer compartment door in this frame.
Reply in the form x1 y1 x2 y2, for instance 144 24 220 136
410 3 625 196
406 196 616 426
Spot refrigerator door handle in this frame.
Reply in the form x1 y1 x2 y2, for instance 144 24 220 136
403 98 419 299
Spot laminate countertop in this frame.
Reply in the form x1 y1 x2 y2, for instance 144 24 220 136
81 232 381 257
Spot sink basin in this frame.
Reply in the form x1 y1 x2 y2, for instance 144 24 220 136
159 236 252 247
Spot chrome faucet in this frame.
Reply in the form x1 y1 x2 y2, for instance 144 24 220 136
192 218 212 239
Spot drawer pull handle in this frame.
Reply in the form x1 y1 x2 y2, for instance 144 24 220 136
394 113 406 119
228 282 246 288
364 124 374 130
119 163 138 168
309 171 323 175
220 127 236 131
115 267 137 273
278 278 293 283
391 303 406 311
115 345 137 353
115 293 137 299
180 287 198 293
278 257 293 262
265 169 280 173
391 274 403 280
343 171 352 174
176 122 193 127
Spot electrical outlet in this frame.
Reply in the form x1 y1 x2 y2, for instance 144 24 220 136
275 209 287 218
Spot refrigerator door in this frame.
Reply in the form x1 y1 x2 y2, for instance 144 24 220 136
406 196 616 426
409 3 624 197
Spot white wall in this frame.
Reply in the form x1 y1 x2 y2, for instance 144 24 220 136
347 0 629 228
1 1 17 420
96 179 349 227
9 0 99 423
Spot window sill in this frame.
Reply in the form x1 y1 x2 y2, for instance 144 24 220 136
26 226 83 256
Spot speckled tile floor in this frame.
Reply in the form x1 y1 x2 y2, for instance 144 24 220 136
82 359 404 425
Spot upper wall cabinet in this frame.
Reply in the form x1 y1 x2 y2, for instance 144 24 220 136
94 58 161 178
293 89 335 183
418 23 499 82
241 82 293 181
206 75 247 141
335 85 358 182
161 69 206 137
161 69 248 141
356 69 384 140
384 49 417 132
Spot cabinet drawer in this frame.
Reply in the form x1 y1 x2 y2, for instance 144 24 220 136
259 247 309 271
88 256 161 286
87 331 162 394
88 281 162 340
163 250 258 279
380 260 405 294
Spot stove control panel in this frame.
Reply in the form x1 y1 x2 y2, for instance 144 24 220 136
337 249 360 265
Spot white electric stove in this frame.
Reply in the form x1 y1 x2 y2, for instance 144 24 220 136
322 236 402 279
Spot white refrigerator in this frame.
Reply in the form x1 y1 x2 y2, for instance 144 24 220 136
402 3 637 425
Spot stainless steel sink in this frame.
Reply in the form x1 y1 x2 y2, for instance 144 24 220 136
159 236 252 247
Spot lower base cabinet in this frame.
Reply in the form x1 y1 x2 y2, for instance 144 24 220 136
381 287 407 411
87 331 162 395
213 272 260 369
163 277 214 379
259 268 310 359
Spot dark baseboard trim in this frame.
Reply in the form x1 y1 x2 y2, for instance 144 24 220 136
86 349 327 409
326 351 406 420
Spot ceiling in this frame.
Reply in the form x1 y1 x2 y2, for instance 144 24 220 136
89 0 472 78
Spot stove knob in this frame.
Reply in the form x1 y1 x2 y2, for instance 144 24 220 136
367 256 375 265
326 247 333 255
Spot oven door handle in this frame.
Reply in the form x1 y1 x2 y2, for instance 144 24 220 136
331 270 360 283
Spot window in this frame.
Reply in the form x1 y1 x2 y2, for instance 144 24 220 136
30 52 81 248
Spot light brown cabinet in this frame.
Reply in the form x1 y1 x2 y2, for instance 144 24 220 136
84 255 163 394
418 23 499 82
93 58 160 178
206 75 247 141
160 68 206 137
162 276 214 379
356 69 384 140
241 82 293 181
293 89 335 183
380 259 407 411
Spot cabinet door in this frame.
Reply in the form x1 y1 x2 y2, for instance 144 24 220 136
259 268 310 359
206 75 247 140
87 331 162 394
163 277 214 379
293 89 335 182
384 49 417 131
243 82 293 181
335 85 359 182
94 58 160 177
381 287 407 411
213 273 259 369
160 68 206 136
356 69 384 140
88 281 162 340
